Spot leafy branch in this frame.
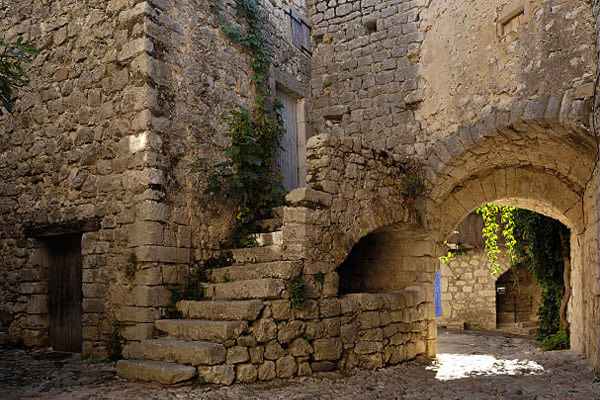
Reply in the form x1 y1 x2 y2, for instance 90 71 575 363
476 203 517 276
195 0 285 247
0 37 38 116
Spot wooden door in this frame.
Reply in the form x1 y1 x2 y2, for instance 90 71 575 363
48 234 83 352
276 90 299 192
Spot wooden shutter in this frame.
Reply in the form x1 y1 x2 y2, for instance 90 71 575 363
276 90 299 193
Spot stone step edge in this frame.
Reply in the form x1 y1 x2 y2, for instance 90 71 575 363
122 339 226 366
116 359 196 385
176 300 265 321
208 260 301 283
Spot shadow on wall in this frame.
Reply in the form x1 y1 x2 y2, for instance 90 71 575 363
336 222 434 296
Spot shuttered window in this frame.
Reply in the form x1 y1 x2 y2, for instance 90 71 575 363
290 9 311 54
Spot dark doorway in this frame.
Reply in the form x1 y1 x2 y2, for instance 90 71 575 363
47 234 83 352
495 265 541 334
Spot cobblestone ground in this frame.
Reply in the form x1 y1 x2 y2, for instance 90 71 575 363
1 329 598 400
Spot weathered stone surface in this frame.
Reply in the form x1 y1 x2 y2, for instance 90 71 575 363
205 279 285 301
252 319 278 342
276 355 297 378
290 338 313 357
230 246 284 264
210 261 301 283
122 339 226 366
310 361 336 372
197 365 235 385
176 300 264 321
235 364 258 383
277 320 304 344
258 360 276 381
264 340 285 360
226 346 249 364
154 320 247 342
270 300 292 320
116 360 195 384
313 338 342 361
285 187 333 207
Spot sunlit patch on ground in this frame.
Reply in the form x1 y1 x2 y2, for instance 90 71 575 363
427 353 545 381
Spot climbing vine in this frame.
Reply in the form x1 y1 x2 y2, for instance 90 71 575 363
474 205 570 347
511 210 569 345
194 0 285 247
0 37 39 116
476 204 518 276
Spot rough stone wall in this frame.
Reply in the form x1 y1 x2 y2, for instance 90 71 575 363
574 165 600 366
439 250 510 330
139 0 312 253
0 0 165 357
337 226 433 295
282 135 435 366
308 0 428 153
419 0 596 144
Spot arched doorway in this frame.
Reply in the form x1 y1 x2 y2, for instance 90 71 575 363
428 112 598 365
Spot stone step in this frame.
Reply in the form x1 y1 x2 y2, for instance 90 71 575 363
122 339 226 366
155 319 247 342
176 300 264 321
230 245 284 264
209 261 301 283
116 359 196 385
255 217 282 232
271 206 284 219
203 278 286 301
251 231 283 246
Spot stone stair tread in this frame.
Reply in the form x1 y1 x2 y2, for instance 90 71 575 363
251 231 283 246
117 359 196 385
230 245 284 264
209 260 300 283
255 217 282 232
122 339 226 366
155 319 247 342
177 300 264 321
202 278 286 301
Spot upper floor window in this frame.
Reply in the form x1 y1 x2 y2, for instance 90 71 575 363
290 9 311 55
496 1 529 41
500 7 524 37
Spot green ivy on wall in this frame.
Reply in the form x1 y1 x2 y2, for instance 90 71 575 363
0 37 38 116
475 205 570 347
194 0 286 247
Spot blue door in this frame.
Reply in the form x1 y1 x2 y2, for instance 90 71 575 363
434 269 442 317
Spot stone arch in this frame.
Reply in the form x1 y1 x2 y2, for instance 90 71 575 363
435 166 584 242
426 104 598 364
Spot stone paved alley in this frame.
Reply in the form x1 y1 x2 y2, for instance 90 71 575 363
1 329 597 399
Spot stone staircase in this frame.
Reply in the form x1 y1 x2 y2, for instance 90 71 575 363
117 212 298 385
496 320 539 336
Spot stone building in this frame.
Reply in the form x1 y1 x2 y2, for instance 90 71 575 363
1 0 600 385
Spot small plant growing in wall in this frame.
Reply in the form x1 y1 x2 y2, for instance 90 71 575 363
0 37 39 116
314 272 325 284
400 161 431 201
106 324 123 361
166 253 234 317
287 275 308 310
193 0 286 247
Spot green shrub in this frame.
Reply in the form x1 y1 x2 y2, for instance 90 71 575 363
287 276 308 310
541 328 569 351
